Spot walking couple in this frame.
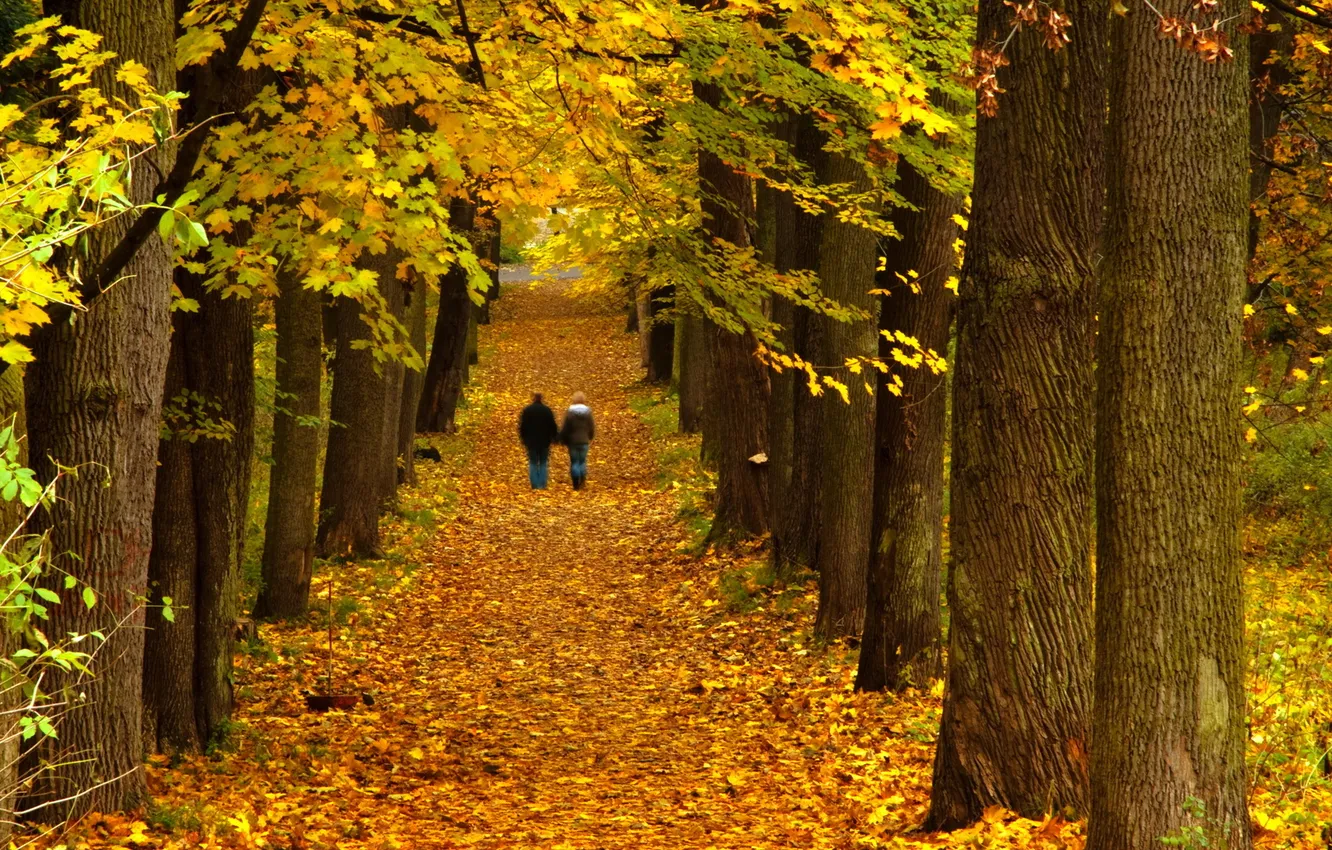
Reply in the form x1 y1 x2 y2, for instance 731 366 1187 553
518 392 595 491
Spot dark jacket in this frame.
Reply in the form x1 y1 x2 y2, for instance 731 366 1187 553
518 402 559 452
559 404 595 446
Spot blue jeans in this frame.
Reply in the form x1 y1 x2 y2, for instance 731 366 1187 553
568 443 589 488
527 448 549 489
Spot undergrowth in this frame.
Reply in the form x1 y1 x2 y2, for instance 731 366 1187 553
629 389 714 552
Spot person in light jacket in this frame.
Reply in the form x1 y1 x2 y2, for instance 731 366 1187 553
558 391 595 490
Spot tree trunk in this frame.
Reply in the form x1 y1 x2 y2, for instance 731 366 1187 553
318 258 396 559
144 333 200 756
254 268 322 619
677 311 708 433
190 284 254 746
1089 5 1252 849
927 0 1102 826
811 153 878 640
378 268 406 510
705 325 769 539
20 0 176 819
397 277 428 486
646 285 674 383
466 307 480 368
636 290 652 369
417 198 476 434
771 114 824 576
145 276 255 752
857 162 959 692
696 82 768 541
767 293 795 545
761 178 794 554
479 219 500 326
1248 10 1291 265
0 369 24 840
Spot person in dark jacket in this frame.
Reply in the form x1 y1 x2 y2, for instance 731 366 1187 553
518 392 559 489
558 391 595 490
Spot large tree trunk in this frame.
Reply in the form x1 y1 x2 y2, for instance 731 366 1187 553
857 162 959 692
417 198 476 434
695 82 769 541
760 180 794 551
767 293 795 546
145 277 255 753
926 0 1103 826
811 153 877 639
318 262 395 559
770 115 824 576
189 284 254 745
144 334 200 756
20 0 176 819
676 311 708 433
1089 5 1252 849
254 269 322 619
397 277 428 486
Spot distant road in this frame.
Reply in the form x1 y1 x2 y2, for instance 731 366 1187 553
499 264 582 283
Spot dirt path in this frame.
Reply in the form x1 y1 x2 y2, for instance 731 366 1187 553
383 280 781 846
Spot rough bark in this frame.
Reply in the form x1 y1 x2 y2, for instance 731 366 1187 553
397 277 428 486
1089 4 1252 848
254 268 322 619
676 311 708 434
417 198 476 434
767 293 795 547
811 152 878 640
927 0 1102 826
761 180 794 549
771 114 824 576
20 0 176 819
857 162 959 692
144 334 199 756
145 275 255 753
696 82 769 540
192 285 253 746
317 256 397 559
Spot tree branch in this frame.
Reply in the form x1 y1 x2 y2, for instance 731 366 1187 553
81 0 270 301
1265 0 1332 29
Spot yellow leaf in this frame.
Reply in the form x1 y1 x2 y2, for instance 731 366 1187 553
408 747 424 761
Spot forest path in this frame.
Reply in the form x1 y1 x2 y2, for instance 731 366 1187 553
372 279 798 847
130 277 955 850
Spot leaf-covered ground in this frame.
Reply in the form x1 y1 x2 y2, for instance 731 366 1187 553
36 280 1332 849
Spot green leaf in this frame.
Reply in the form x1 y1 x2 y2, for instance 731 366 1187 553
35 588 59 605
82 586 96 610
157 209 176 241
